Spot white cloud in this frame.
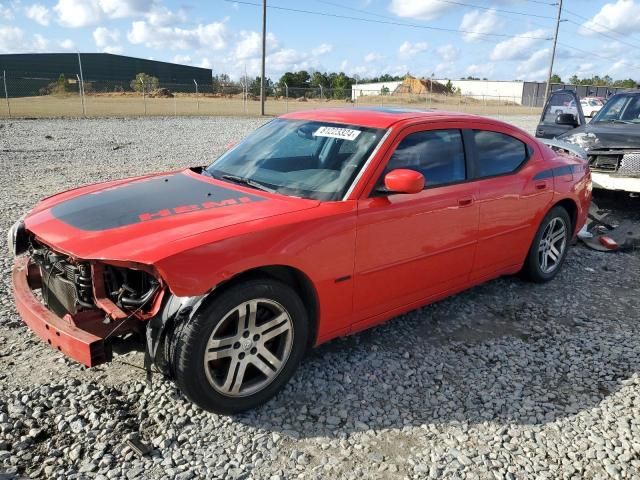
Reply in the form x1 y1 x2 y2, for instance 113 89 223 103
54 0 103 27
0 26 49 53
434 62 455 77
576 63 595 76
389 0 453 20
25 3 50 26
466 63 495 78
198 58 212 69
490 29 547 61
436 44 458 62
398 41 428 58
234 30 277 61
145 5 187 26
515 48 549 80
579 0 640 35
127 20 227 51
54 0 177 27
99 0 154 18
459 9 503 42
59 38 75 50
311 43 332 56
364 52 383 63
0 26 24 53
93 26 120 48
103 45 123 54
172 54 192 64
0 2 14 19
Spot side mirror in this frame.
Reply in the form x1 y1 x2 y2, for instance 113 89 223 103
383 169 424 194
556 113 579 127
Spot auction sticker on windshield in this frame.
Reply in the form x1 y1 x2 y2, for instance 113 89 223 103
314 126 361 141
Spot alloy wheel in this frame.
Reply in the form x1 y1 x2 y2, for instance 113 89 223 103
203 298 294 397
538 217 567 274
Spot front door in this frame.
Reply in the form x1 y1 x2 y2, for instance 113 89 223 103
352 127 479 326
536 89 585 139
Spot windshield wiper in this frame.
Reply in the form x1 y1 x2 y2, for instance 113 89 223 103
221 174 277 193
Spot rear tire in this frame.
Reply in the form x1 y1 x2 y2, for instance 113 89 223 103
169 279 309 414
522 206 571 283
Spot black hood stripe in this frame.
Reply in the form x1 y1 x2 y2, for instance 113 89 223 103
51 173 264 231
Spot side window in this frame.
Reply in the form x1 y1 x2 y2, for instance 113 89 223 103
385 129 466 187
473 130 529 178
543 92 578 123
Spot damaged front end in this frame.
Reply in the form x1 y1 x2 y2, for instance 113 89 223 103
11 231 170 367
585 148 640 193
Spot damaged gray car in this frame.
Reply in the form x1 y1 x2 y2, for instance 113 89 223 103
536 89 640 193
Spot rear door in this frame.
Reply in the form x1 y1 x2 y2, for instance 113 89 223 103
536 90 586 139
468 128 554 282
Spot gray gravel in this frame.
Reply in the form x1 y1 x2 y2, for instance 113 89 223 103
1 115 640 480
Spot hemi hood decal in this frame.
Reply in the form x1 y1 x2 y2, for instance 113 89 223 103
51 172 265 231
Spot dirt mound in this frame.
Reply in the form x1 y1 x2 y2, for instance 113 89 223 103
149 88 174 98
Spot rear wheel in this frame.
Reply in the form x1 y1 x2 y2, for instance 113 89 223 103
522 206 571 283
169 279 309 414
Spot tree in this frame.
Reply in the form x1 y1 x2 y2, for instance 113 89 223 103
550 74 562 84
248 76 274 97
56 74 69 93
380 86 390 95
130 73 159 93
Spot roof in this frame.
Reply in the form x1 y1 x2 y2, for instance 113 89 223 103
280 107 485 129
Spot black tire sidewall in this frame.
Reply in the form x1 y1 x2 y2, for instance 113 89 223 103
171 279 309 414
525 207 571 282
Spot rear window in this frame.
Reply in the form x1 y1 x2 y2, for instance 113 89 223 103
473 130 529 177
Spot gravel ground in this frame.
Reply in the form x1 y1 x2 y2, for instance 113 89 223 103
1 115 640 480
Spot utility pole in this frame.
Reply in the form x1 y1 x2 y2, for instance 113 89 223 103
260 0 267 116
77 52 86 116
544 0 563 103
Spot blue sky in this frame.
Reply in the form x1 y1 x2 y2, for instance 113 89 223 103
1 0 639 82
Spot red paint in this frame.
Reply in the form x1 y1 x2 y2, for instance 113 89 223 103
384 169 425 194
13 110 592 363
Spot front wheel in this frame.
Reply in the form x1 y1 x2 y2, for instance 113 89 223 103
168 279 309 414
522 206 571 283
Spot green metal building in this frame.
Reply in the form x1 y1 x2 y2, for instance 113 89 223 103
0 53 213 97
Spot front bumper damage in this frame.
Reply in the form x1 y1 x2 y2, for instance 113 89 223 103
591 172 640 193
12 256 140 367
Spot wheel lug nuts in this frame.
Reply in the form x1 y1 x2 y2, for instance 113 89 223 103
253 334 260 341
239 352 245 359
233 342 240 349
243 331 250 338
250 347 257 355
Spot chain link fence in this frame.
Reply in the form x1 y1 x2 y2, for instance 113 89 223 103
0 73 543 119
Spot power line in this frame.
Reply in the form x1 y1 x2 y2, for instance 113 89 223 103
431 0 556 20
314 0 555 27
225 0 552 40
563 7 638 41
557 41 640 71
564 18 640 50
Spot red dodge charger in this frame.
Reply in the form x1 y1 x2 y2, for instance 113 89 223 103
8 109 592 413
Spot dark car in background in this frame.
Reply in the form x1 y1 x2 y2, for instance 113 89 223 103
536 90 640 193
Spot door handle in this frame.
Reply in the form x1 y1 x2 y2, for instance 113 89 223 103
458 197 474 207
535 182 548 190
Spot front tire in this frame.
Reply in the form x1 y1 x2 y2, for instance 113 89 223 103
522 206 571 283
169 279 309 414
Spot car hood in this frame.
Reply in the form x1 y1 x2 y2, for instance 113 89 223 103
24 169 319 263
558 122 640 151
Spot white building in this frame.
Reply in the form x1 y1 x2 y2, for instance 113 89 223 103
351 78 527 105
438 79 525 105
351 81 402 99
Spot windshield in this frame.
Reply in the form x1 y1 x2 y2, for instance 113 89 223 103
593 95 640 124
205 119 387 201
